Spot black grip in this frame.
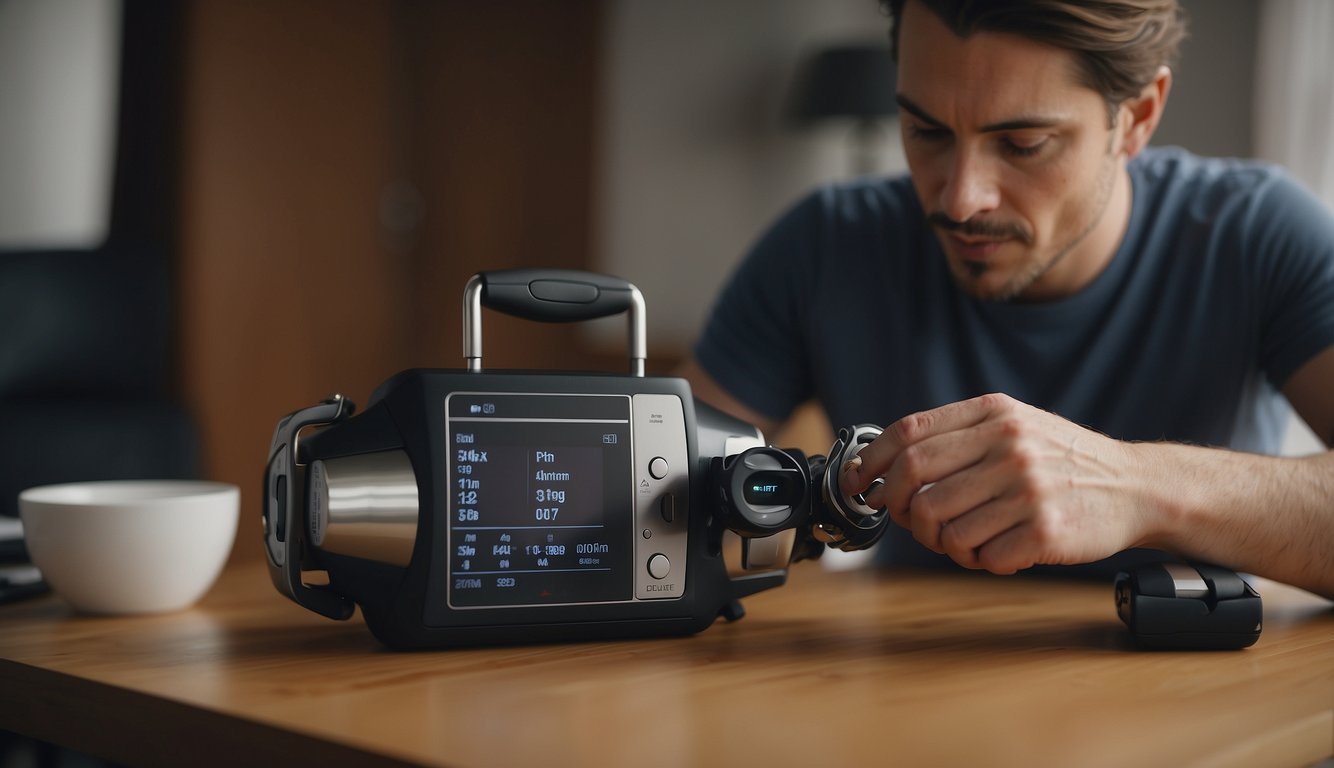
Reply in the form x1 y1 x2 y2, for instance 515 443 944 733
479 269 637 323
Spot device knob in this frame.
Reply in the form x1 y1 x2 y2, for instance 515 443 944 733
718 447 810 537
815 424 891 551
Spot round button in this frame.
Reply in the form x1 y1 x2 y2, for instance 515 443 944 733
648 457 669 480
647 553 671 580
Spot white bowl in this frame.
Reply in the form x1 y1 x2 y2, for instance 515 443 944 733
18 480 239 615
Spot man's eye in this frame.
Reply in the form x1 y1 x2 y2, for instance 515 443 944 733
1003 137 1048 157
907 124 950 142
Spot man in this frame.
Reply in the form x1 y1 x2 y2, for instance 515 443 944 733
682 0 1334 598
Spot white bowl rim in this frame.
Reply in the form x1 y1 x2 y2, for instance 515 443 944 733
19 480 239 507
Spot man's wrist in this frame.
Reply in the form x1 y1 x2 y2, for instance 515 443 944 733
1118 440 1208 554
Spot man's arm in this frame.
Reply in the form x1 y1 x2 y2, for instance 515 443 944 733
1130 344 1334 597
1131 435 1334 599
1280 346 1334 448
842 352 1334 598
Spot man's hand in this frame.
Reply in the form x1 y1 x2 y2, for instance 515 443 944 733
841 393 1153 574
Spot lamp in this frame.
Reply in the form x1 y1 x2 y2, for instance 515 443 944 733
788 43 899 175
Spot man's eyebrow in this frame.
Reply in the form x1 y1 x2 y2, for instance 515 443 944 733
896 93 1067 133
896 95 946 128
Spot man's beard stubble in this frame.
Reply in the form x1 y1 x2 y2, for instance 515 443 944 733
927 152 1120 302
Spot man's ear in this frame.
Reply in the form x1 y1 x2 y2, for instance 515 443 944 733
1119 65 1172 159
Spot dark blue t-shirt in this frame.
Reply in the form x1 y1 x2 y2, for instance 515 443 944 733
696 146 1334 570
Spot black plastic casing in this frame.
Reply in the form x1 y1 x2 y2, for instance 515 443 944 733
296 368 783 649
1114 565 1263 650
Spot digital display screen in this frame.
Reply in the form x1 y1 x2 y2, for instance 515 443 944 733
742 470 804 505
446 394 633 608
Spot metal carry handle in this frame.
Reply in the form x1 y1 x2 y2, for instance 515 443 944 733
463 269 647 376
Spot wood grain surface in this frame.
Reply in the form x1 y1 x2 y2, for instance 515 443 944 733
1 560 1330 768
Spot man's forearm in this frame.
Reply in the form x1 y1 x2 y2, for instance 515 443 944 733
1132 443 1334 599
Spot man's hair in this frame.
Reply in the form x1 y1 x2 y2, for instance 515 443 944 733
884 0 1187 123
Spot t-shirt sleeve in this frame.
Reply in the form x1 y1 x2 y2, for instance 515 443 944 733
1250 172 1334 388
693 191 827 423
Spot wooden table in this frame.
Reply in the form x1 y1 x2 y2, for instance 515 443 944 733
1 558 1330 767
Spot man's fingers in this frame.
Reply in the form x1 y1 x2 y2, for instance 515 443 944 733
863 425 991 515
936 495 1019 566
843 393 1016 495
906 461 1015 555
974 524 1041 576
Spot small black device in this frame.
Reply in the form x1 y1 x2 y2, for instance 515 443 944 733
1115 561 1262 650
262 269 889 648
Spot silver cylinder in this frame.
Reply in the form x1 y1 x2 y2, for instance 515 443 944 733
308 451 419 567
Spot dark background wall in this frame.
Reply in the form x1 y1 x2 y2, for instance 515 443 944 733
1154 0 1258 157
178 1 606 563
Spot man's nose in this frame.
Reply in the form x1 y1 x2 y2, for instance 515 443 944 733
938 149 1001 223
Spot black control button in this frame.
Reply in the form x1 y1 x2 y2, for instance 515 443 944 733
659 493 674 524
274 474 288 542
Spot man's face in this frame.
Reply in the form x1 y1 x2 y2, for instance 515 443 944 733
896 1 1132 302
